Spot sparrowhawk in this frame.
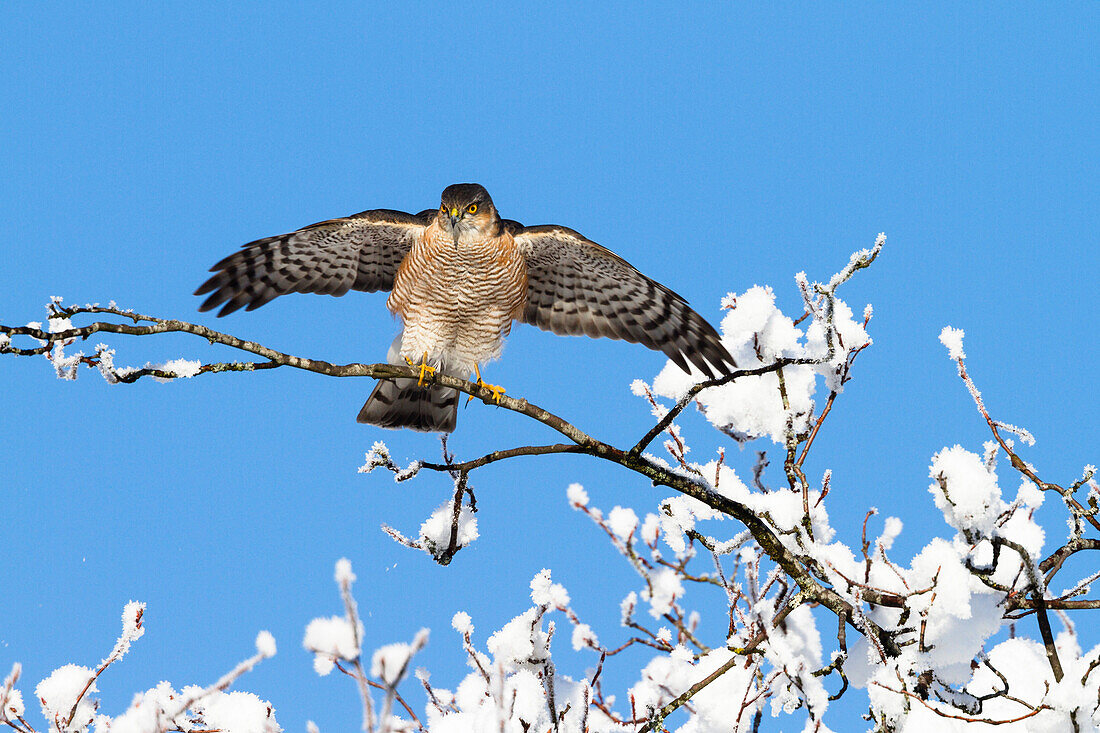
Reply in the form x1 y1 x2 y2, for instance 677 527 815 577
196 183 735 432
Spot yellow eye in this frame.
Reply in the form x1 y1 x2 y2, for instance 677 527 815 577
467 203 478 214
440 204 446 212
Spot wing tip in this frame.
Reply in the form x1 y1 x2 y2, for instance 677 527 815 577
196 289 234 316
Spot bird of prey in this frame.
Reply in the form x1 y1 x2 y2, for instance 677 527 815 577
196 183 735 432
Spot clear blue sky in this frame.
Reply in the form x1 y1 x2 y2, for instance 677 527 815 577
2 3 1096 729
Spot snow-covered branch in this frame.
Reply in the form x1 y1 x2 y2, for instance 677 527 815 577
1 604 278 733
6 232 1099 729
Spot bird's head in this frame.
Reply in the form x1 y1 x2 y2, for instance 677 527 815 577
439 183 498 243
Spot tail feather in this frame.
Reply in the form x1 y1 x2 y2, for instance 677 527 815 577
357 378 459 433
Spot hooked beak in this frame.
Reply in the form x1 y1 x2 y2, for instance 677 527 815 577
446 207 462 247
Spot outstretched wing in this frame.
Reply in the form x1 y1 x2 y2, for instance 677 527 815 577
195 208 434 316
513 225 736 377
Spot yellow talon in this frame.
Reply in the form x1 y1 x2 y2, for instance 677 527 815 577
404 352 435 386
468 364 506 405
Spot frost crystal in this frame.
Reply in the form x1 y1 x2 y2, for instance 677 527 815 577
100 601 146 666
184 689 279 733
2 689 23 720
620 592 638 624
451 611 473 635
640 513 661 545
929 445 1002 535
939 326 966 360
35 664 97 733
108 682 185 733
255 631 277 658
372 641 418 685
393 460 422 481
49 339 83 380
642 567 684 618
570 623 598 651
566 483 589 507
24 321 45 347
153 358 202 381
419 501 478 553
303 616 363 674
529 569 569 607
334 557 356 585
995 420 1036 447
877 517 903 551
606 506 639 542
358 441 392 474
94 344 118 384
487 608 549 664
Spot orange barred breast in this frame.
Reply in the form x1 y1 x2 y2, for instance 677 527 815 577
388 220 528 370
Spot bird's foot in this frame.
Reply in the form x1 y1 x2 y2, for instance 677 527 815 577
468 364 506 404
404 353 436 386
480 381 506 403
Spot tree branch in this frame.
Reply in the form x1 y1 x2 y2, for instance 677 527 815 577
2 300 902 658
